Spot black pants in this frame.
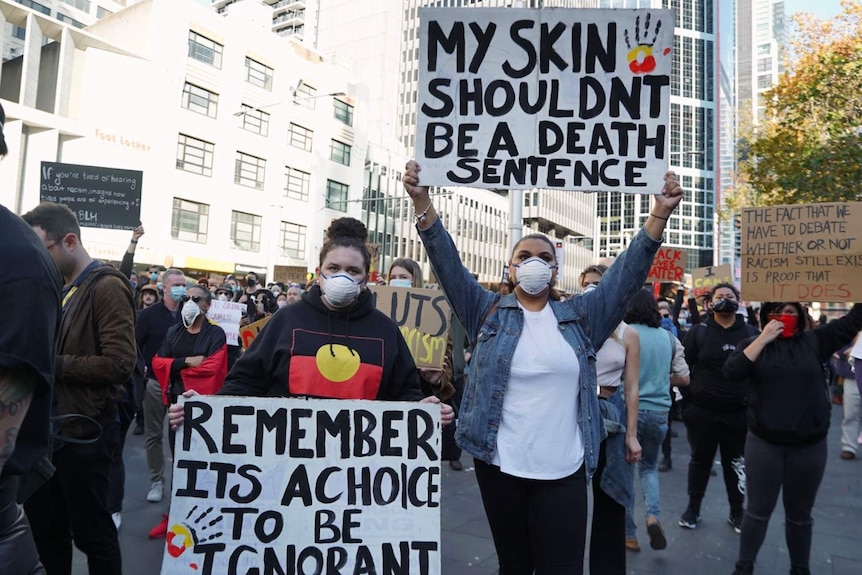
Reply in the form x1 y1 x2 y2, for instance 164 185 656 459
682 402 747 514
589 442 625 575
24 423 122 575
738 433 826 571
108 401 135 514
474 459 587 575
0 477 45 575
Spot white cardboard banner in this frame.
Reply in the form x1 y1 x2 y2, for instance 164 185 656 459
207 300 245 346
416 7 674 192
161 396 442 575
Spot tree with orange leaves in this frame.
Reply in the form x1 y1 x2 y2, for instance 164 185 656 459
732 0 861 208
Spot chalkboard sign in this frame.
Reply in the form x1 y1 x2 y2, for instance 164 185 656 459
40 161 143 230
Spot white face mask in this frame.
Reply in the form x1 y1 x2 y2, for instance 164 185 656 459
321 272 363 308
217 293 228 301
389 278 413 288
277 300 288 309
271 288 281 296
513 257 554 296
181 299 202 328
582 283 598 294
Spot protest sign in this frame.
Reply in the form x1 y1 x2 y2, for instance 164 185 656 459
162 396 441 575
40 161 143 230
370 286 451 369
740 202 862 302
207 301 245 347
240 315 271 350
691 264 734 299
416 7 673 192
647 247 686 283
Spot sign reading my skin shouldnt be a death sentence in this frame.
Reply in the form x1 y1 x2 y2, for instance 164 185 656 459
416 7 674 192
162 396 442 575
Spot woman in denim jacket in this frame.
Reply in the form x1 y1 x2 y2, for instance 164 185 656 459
403 161 683 574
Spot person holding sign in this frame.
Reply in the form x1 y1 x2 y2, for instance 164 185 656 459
402 160 683 574
169 219 453 424
724 301 862 575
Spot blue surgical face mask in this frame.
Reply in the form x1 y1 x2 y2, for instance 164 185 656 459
157 282 163 291
169 286 187 302
130 280 137 289
389 279 413 288
150 272 158 281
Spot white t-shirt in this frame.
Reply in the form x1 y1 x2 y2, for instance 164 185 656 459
492 303 583 479
596 322 627 389
850 331 862 360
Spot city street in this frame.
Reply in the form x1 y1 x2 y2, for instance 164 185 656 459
74 403 862 574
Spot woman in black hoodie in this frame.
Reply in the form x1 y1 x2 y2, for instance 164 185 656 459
724 301 862 575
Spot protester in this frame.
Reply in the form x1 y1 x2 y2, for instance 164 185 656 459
148 285 227 539
140 283 159 310
402 160 683 574
276 292 288 309
623 289 690 552
168 218 453 426
580 265 641 575
0 105 62 574
387 257 463 470
679 283 759 533
119 225 144 282
136 269 185 505
23 202 136 575
835 339 858 460
725 302 862 575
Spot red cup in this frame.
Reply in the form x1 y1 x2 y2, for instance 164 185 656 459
768 313 797 337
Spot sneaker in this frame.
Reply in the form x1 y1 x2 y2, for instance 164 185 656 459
625 538 640 552
646 518 667 550
148 515 169 539
133 420 144 436
728 513 743 534
857 431 862 445
111 512 122 531
448 459 463 471
146 480 164 503
678 507 701 529
732 560 754 575
658 457 672 472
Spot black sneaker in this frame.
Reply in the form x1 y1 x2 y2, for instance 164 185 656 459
678 507 701 529
728 513 743 534
658 457 672 472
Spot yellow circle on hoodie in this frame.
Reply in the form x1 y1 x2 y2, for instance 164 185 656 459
315 344 361 382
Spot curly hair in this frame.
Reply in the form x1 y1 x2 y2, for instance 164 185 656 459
319 217 371 273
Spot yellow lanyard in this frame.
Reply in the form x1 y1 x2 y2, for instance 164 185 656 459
62 286 78 309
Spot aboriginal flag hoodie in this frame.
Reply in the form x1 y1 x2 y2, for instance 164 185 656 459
219 284 423 401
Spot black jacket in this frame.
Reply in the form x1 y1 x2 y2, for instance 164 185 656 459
158 319 227 395
724 304 862 445
220 285 422 401
682 315 759 411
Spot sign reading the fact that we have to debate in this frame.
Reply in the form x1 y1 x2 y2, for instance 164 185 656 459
416 8 674 192
162 396 441 575
740 202 862 303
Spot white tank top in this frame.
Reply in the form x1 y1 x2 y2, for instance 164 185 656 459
595 322 628 388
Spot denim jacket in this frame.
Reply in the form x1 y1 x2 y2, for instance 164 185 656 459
418 218 662 480
599 390 633 508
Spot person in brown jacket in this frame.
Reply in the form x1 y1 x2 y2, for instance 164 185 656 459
22 202 135 575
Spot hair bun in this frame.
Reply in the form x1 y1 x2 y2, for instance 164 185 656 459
327 217 367 242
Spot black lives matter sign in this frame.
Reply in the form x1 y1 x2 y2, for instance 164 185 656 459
416 8 674 192
161 397 441 575
40 161 143 230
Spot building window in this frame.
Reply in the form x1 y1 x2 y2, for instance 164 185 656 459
56 13 85 28
238 105 270 136
231 211 261 252
330 140 351 166
171 198 209 243
96 6 111 18
176 134 214 177
333 99 354 126
294 82 317 109
234 152 266 190
280 221 307 259
245 57 273 90
12 25 25 40
188 31 223 69
325 180 348 212
288 123 313 151
284 166 310 201
17 0 50 15
60 0 90 11
181 82 218 118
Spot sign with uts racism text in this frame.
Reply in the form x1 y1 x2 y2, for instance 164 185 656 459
161 397 441 575
416 8 674 192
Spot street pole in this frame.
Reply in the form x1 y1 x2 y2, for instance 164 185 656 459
507 189 523 256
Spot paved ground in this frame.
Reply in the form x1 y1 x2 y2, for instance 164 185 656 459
72 404 862 574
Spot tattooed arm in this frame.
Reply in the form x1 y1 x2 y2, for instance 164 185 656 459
0 370 36 478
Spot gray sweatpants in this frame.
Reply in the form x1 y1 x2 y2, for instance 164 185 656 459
143 378 167 484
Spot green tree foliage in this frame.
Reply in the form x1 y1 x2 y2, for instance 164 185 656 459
735 0 862 207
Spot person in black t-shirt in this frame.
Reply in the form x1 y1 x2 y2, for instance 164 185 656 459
0 102 62 575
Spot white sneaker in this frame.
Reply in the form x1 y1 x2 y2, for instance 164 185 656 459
147 480 164 503
112 512 122 531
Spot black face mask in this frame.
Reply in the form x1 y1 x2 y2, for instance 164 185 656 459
246 277 257 288
712 298 739 314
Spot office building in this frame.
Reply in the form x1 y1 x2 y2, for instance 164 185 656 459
210 0 317 44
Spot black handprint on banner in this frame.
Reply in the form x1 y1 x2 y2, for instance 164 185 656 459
624 13 670 75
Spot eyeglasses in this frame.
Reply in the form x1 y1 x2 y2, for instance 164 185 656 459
181 295 206 303
287 283 302 289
